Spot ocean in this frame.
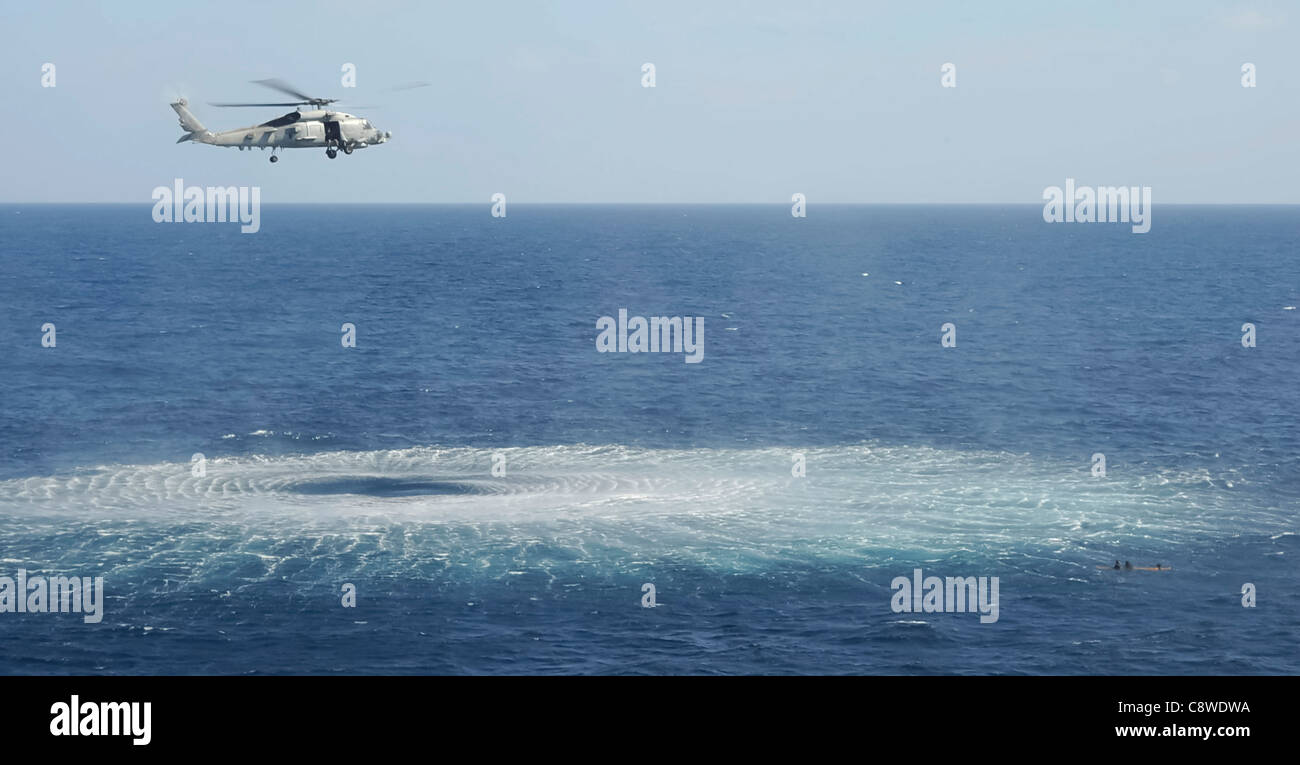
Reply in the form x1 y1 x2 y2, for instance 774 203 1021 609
0 203 1296 674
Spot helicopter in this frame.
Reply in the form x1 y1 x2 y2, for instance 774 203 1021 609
170 78 418 162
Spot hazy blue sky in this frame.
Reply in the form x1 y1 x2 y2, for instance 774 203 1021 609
2 0 1297 202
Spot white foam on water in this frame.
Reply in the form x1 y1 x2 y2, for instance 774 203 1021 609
0 444 1280 563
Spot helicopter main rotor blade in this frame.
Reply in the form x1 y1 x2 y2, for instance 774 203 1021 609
209 101 309 107
251 78 317 102
385 81 431 92
210 76 404 109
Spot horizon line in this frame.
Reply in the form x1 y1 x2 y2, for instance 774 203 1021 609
4 201 1300 207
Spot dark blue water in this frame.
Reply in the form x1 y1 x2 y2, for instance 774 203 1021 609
0 204 1296 673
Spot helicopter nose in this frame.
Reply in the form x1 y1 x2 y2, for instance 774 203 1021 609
384 131 392 141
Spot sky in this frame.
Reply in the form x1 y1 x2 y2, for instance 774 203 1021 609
1 0 1297 203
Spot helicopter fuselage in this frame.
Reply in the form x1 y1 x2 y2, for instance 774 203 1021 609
209 109 388 149
171 99 391 161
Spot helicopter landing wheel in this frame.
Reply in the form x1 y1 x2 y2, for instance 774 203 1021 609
326 148 337 159
342 144 353 155
269 155 279 163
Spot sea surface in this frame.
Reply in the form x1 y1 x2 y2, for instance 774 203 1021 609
0 204 1296 674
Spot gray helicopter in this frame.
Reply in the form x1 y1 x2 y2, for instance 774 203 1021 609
170 78 420 162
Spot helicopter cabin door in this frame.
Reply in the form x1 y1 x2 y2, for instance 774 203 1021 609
324 120 342 145
292 121 324 146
